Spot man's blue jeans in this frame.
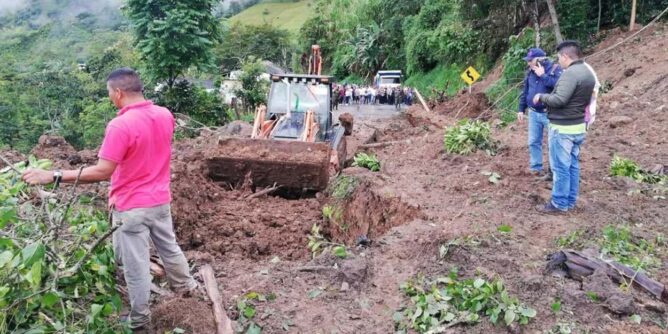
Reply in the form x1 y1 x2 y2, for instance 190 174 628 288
548 127 585 211
528 110 549 172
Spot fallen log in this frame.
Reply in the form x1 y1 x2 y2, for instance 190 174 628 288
546 249 668 302
359 139 412 149
200 264 234 334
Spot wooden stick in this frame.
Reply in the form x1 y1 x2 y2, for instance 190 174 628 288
0 154 22 174
413 88 431 113
200 264 234 334
245 183 280 199
360 139 412 149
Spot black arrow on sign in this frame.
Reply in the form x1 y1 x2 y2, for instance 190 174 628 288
466 69 475 82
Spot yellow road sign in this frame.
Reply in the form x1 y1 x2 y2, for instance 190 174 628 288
460 66 481 86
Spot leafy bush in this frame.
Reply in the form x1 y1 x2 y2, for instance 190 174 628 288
443 119 495 155
395 271 536 333
328 175 357 200
351 152 381 172
609 156 666 184
0 158 127 333
599 225 662 272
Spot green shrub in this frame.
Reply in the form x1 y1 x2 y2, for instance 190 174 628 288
610 156 666 184
443 119 495 155
395 271 536 333
351 152 380 172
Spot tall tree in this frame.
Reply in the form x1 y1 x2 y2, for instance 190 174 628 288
546 0 563 44
125 0 222 87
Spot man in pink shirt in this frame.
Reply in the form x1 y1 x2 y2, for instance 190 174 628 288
22 68 197 332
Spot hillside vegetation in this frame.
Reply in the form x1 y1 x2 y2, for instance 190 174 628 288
229 0 315 33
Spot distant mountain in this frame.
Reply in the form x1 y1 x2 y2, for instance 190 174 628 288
228 0 315 33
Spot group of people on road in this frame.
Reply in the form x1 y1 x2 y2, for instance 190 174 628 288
332 84 413 109
517 40 599 214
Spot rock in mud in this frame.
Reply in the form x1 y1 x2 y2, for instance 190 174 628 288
217 120 253 138
608 115 634 128
338 257 369 287
582 269 635 315
339 112 354 136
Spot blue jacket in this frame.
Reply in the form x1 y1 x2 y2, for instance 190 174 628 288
518 59 562 113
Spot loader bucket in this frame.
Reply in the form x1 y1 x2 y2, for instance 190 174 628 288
205 137 332 191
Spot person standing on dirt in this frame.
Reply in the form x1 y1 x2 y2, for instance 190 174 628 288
22 68 199 332
532 41 596 213
518 47 563 179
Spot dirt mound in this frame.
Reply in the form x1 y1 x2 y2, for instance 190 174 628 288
322 168 423 245
0 149 25 167
432 91 491 119
30 135 80 168
151 297 216 334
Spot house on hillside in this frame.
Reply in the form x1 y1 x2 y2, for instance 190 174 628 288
220 60 285 104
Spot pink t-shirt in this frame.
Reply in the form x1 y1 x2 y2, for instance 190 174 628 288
98 100 174 211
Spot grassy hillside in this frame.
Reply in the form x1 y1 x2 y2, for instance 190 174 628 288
228 0 315 33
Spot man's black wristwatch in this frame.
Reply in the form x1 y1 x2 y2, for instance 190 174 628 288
53 170 62 188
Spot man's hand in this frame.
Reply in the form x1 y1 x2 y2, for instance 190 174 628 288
517 112 525 122
22 168 54 185
532 94 541 105
530 62 545 77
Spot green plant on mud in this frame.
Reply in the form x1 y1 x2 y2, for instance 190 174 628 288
443 119 496 155
322 204 346 232
0 157 127 333
351 152 381 172
609 156 667 184
394 270 536 333
328 175 357 199
599 225 662 272
234 291 276 334
555 229 585 249
306 224 347 259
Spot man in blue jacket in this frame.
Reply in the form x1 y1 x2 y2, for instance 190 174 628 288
517 48 562 179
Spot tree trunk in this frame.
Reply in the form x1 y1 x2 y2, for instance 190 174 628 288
629 0 637 31
533 0 541 47
596 0 602 33
546 0 563 44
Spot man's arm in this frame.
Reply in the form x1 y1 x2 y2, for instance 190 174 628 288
518 75 529 113
539 70 576 108
22 158 117 185
540 65 562 90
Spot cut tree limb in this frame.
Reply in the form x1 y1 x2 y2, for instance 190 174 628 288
201 264 234 334
546 249 668 302
360 139 412 149
413 88 431 113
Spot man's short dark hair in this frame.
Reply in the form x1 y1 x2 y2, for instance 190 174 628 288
106 67 143 93
556 40 583 60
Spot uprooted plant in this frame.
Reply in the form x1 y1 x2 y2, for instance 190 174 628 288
306 224 347 259
394 270 536 333
351 152 381 172
0 157 127 333
443 119 496 155
609 156 666 184
599 225 663 273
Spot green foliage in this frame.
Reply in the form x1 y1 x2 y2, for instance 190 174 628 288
151 80 230 127
403 64 467 99
235 57 270 112
443 119 495 155
395 271 536 333
609 156 667 184
228 0 315 33
328 175 357 199
599 225 662 272
125 0 222 86
306 224 346 258
235 291 275 334
351 152 381 172
0 159 127 333
484 28 539 125
555 229 585 249
216 23 295 74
